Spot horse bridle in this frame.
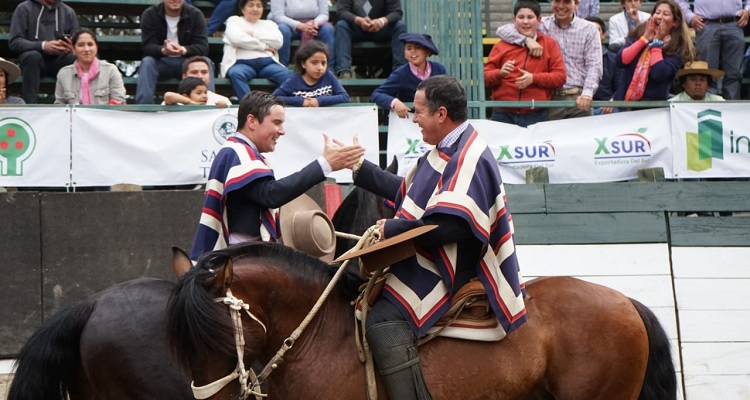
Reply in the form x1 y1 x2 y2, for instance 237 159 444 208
193 229 378 400
190 288 268 400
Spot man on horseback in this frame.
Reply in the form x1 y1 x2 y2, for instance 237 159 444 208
351 75 527 399
190 91 365 261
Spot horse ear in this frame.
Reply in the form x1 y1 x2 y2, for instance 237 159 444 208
386 156 398 173
211 258 234 294
171 247 192 278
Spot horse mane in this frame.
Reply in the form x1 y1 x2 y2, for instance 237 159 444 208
166 242 349 371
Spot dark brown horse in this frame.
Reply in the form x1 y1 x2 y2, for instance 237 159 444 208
166 242 676 400
7 274 194 400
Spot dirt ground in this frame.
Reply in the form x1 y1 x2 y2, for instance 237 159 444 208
0 374 11 400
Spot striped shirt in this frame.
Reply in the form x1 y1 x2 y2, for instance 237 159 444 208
496 16 603 98
676 0 750 20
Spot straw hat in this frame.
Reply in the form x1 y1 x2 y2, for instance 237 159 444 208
280 194 336 263
0 58 21 84
334 225 437 273
676 61 724 80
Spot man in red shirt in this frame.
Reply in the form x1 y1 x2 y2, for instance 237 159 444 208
484 0 566 127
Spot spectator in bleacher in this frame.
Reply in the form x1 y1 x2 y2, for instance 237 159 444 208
675 0 749 100
54 29 126 105
576 0 599 19
221 0 293 101
333 0 407 79
9 0 79 104
484 1 566 127
613 0 695 102
496 0 602 120
269 0 335 70
182 56 231 106
272 40 349 106
608 0 650 52
0 58 25 105
669 61 725 101
163 76 211 105
587 17 623 115
207 0 239 36
189 91 364 260
371 33 446 118
135 0 211 104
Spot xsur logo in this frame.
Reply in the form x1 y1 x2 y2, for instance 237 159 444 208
0 117 36 176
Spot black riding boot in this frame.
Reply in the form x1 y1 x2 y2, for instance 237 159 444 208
366 321 432 400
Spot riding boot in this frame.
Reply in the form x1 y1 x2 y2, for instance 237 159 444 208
366 321 432 400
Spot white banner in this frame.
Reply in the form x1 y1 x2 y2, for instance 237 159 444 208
670 102 750 179
72 106 379 186
387 109 673 183
0 108 71 187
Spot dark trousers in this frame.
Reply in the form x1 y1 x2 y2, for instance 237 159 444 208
18 51 76 104
334 19 407 73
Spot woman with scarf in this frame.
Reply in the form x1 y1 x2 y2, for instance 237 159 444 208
613 0 694 102
55 28 126 105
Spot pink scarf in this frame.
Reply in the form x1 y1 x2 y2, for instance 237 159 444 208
76 58 100 105
624 48 651 101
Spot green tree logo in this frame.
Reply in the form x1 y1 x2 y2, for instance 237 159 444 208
0 118 36 176
686 109 723 171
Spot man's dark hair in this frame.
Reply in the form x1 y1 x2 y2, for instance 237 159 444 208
177 77 206 96
182 56 210 75
237 91 284 130
514 0 541 16
416 75 468 122
585 16 606 33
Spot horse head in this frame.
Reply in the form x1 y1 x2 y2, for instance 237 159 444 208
332 157 398 258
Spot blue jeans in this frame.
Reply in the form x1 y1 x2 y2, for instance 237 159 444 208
205 0 238 35
278 22 335 69
695 21 744 100
226 58 293 100
334 19 407 74
136 56 216 104
490 109 547 128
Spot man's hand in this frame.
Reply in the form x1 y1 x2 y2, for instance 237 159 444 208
500 59 515 78
576 95 592 111
515 68 533 89
162 39 183 56
738 9 750 28
322 134 365 171
525 37 543 58
393 100 411 118
690 15 704 32
44 39 72 54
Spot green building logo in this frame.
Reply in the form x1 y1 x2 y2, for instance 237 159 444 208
0 117 37 176
686 109 723 171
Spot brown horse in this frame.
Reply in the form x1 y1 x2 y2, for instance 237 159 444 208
167 242 676 400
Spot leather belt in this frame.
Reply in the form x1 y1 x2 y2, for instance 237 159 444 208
704 16 739 24
554 87 582 96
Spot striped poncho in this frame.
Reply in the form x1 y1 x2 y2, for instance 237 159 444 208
383 126 527 337
190 136 280 261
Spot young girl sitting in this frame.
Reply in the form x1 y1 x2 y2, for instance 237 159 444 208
272 40 349 107
371 33 447 118
163 77 209 106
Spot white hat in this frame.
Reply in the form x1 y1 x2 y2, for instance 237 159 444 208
0 58 21 84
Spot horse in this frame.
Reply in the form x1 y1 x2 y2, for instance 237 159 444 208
165 241 677 400
6 253 195 400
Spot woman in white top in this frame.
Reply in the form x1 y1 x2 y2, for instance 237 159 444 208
55 28 126 105
222 0 293 100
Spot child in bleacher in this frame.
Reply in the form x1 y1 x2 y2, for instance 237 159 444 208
272 40 349 107
370 33 447 118
163 77 211 106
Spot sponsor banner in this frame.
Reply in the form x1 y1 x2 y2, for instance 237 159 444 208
0 108 71 187
387 109 673 183
71 106 379 186
671 103 750 179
